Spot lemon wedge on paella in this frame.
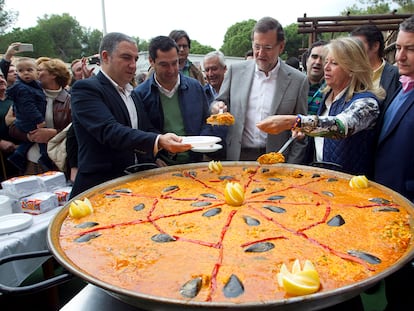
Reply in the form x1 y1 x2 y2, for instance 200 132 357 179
69 198 93 219
224 182 245 206
349 175 369 189
208 160 223 174
277 259 320 296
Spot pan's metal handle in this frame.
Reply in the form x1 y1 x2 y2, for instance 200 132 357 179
124 163 158 175
0 250 74 295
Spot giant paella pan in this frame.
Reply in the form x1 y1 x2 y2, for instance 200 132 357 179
47 162 414 310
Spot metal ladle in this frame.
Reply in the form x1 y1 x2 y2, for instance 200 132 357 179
277 136 296 154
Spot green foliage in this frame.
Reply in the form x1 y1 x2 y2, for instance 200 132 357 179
190 40 215 55
137 38 149 52
82 29 103 57
0 13 103 62
342 0 414 14
0 0 410 63
342 3 391 15
221 19 256 57
0 0 17 34
283 23 307 59
36 13 84 61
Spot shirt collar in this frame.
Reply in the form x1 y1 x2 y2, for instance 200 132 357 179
101 70 133 95
254 59 280 78
154 73 180 98
399 75 414 93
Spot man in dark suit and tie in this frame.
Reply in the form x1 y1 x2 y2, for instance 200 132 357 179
373 15 414 311
70 32 191 198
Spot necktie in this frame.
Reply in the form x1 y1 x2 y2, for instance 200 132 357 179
399 75 414 93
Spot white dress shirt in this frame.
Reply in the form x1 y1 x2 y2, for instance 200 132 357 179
242 62 280 148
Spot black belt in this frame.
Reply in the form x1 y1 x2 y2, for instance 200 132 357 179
240 147 266 161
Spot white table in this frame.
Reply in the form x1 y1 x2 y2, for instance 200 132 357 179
0 207 62 287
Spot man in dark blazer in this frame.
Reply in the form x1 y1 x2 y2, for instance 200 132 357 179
134 36 226 166
351 24 400 108
373 15 414 311
70 32 191 198
211 17 308 163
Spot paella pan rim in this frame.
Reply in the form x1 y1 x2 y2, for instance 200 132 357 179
47 162 414 310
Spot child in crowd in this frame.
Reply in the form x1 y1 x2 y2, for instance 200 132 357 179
6 57 53 172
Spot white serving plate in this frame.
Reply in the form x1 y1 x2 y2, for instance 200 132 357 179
0 213 33 234
181 136 221 148
191 143 223 153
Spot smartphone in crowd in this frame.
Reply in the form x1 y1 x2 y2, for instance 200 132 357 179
16 43 34 52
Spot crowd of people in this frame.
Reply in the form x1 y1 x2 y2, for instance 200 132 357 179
1 14 414 310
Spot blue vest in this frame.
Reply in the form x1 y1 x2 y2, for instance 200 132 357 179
319 91 378 177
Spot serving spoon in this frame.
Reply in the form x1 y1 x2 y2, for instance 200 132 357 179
277 136 295 154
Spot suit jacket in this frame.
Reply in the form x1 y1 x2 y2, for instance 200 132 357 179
215 59 309 163
70 72 159 197
134 73 227 163
374 87 414 202
380 62 400 108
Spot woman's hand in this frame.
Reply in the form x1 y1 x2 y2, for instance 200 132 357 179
291 129 305 140
256 115 296 135
28 128 58 144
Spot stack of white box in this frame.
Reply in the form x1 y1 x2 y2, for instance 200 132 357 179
1 171 72 214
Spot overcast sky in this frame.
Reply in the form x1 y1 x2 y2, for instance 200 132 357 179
7 0 364 49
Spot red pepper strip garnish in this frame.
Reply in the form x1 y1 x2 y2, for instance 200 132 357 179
160 187 180 198
74 202 214 238
251 206 375 271
207 253 222 302
172 236 218 248
75 218 150 236
160 196 199 201
335 203 400 209
244 166 259 190
207 210 237 301
184 171 224 195
240 236 288 248
215 210 237 249
302 233 375 271
297 205 331 232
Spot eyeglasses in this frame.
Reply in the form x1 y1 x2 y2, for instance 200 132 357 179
177 44 189 50
253 44 276 52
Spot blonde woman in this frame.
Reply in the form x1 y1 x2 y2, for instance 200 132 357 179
257 37 385 177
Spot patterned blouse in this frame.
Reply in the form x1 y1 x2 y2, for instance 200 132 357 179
299 95 379 139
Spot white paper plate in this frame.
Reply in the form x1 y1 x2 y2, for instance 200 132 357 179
0 213 33 234
191 144 223 153
182 136 221 148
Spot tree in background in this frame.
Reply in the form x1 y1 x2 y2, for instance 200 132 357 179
81 28 103 57
0 13 102 62
221 19 256 58
345 0 413 14
0 0 16 34
36 14 84 61
189 40 215 55
283 24 304 60
0 0 411 61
